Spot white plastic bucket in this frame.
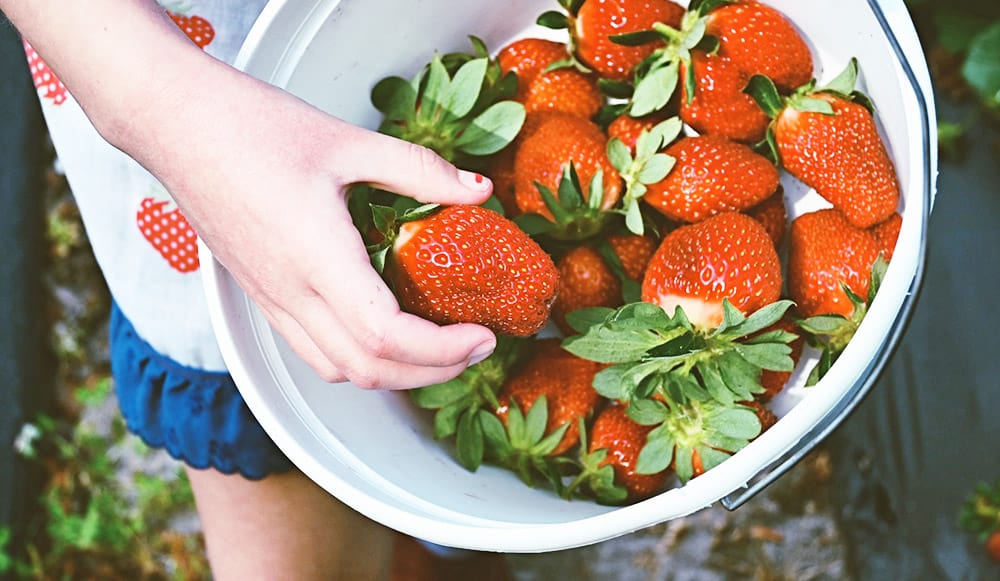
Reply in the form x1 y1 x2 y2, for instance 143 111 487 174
201 0 936 552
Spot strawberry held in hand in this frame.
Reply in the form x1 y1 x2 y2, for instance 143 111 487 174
372 204 558 336
748 59 900 228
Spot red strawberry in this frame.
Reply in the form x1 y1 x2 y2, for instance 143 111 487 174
749 60 901 228
679 51 769 144
705 0 813 92
495 339 603 456
484 112 555 217
642 135 780 223
385 205 558 336
745 187 787 247
497 38 571 101
524 68 603 118
607 113 672 154
136 197 200 273
787 208 882 319
167 10 215 49
607 233 658 281
573 0 685 81
23 40 68 106
513 113 622 238
776 94 899 228
588 405 669 502
641 212 782 328
987 531 1000 563
551 234 657 334
552 246 622 335
869 212 902 260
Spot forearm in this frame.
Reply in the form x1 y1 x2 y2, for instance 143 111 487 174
1 0 218 153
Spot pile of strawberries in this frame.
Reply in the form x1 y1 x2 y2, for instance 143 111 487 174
358 0 904 505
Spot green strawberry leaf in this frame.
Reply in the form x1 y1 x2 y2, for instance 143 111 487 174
454 100 527 156
799 314 849 335
479 410 512 459
537 10 570 29
638 153 674 185
419 54 451 124
456 408 485 471
443 57 488 121
721 300 794 338
744 74 785 119
708 405 762 440
409 376 471 409
592 365 632 400
635 426 675 475
697 359 736 406
732 342 793 372
647 117 684 149
566 307 617 334
513 213 555 237
696 445 732 472
625 198 645 235
371 76 418 121
610 29 663 46
607 138 634 174
628 397 671 426
791 97 835 115
820 57 859 97
432 402 464 440
598 79 635 99
630 61 679 117
869 255 889 302
522 395 549 448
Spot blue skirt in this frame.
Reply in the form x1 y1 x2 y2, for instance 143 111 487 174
109 302 293 480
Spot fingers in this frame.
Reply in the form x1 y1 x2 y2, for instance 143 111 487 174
306 247 497 369
267 297 493 390
339 129 493 206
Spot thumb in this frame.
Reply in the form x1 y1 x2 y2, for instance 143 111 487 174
345 128 493 205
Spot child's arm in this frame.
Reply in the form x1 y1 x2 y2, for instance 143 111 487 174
2 0 498 389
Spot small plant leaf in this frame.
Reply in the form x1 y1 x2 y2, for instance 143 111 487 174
631 61 679 117
537 10 570 29
443 57 488 120
455 101 527 156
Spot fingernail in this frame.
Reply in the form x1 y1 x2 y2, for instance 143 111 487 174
468 340 496 365
458 170 490 190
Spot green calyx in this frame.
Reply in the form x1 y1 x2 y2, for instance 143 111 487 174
632 398 761 483
478 395 574 492
371 39 525 165
799 255 888 385
607 117 683 235
615 4 725 117
409 335 528 471
562 299 797 407
513 162 612 242
365 202 440 274
561 418 629 505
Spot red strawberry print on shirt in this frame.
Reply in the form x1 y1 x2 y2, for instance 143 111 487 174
166 10 215 49
23 40 68 106
137 197 200 273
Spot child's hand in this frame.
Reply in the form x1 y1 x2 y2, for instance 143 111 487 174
139 64 499 389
